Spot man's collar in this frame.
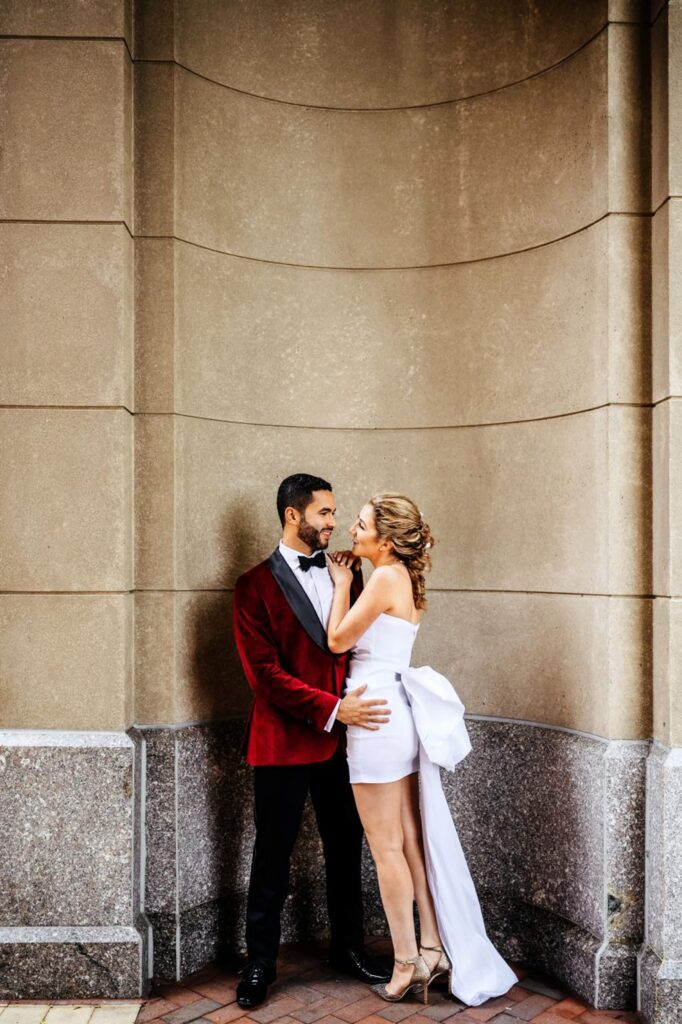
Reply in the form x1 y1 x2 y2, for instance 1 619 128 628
278 539 309 566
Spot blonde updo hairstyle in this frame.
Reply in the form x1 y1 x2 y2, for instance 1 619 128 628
369 492 434 610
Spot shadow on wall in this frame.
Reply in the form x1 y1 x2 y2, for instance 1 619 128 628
187 498 258 722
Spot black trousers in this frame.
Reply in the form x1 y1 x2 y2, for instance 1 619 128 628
245 747 365 966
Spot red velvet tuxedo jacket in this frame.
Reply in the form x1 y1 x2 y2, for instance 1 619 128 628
233 548 363 766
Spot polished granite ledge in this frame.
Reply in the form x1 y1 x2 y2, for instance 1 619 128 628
139 717 648 1010
0 926 149 1000
0 730 134 747
0 731 150 999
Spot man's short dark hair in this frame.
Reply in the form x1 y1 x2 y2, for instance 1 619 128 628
277 473 332 526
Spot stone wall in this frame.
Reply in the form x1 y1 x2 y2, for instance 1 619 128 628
0 2 673 1019
0 0 146 999
639 2 682 1021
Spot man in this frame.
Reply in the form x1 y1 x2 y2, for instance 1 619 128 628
233 473 391 1008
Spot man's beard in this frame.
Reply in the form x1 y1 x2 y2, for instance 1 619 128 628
297 514 331 551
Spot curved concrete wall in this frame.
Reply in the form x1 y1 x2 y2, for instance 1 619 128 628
130 10 653 998
0 0 656 1007
133 4 651 747
174 37 607 266
170 219 646 428
174 0 608 108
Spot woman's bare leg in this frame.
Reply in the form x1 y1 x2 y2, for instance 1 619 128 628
400 773 443 972
352 779 420 994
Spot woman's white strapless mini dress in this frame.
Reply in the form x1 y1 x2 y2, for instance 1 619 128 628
343 612 518 1008
345 612 420 784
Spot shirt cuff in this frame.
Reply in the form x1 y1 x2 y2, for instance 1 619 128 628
323 699 341 732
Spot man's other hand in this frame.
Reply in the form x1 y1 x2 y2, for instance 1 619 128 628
336 684 391 730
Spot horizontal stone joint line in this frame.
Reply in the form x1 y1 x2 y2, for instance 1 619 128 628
131 16 661 112
464 713 653 744
0 213 653 266
130 587 658 598
0 33 134 63
142 211 650 270
0 405 133 413
0 590 135 595
650 194 682 218
0 218 134 237
139 400 650 431
0 400 658 425
133 22 612 112
131 713 654 744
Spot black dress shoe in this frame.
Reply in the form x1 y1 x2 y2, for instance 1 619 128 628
237 960 275 1008
329 947 391 984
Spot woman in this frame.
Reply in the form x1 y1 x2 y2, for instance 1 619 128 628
325 493 516 1006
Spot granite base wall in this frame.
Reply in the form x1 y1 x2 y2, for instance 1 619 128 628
0 730 151 998
142 719 647 1009
638 743 682 1024
0 720 654 1004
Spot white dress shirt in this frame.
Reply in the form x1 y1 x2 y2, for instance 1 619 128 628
278 540 340 730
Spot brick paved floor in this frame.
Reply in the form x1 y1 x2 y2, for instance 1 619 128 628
139 939 642 1024
0 940 642 1024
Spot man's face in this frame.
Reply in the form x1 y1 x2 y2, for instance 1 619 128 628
297 490 336 550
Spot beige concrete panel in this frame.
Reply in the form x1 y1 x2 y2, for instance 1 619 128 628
651 3 669 211
167 410 626 595
134 414 175 591
134 591 175 723
0 409 133 591
609 0 649 18
652 1 682 207
607 405 652 595
415 591 650 740
0 0 130 39
173 590 248 722
0 594 132 730
653 201 671 402
135 587 651 738
174 223 616 428
607 24 650 214
0 40 132 224
653 597 682 745
134 590 249 725
608 215 651 402
133 0 174 60
653 398 682 596
0 224 133 407
652 199 682 402
175 0 606 109
669 0 682 198
607 593 653 738
134 62 175 237
174 37 607 267
135 238 175 413
651 0 668 23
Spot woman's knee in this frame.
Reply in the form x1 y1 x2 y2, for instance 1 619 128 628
366 827 405 863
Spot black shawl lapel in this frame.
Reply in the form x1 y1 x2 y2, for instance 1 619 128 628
268 548 330 654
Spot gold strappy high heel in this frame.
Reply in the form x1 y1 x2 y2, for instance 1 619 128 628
420 944 452 989
371 954 431 1003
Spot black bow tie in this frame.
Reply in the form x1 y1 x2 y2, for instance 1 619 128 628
299 551 326 572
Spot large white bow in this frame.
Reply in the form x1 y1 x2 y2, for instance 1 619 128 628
399 666 472 771
399 665 517 1006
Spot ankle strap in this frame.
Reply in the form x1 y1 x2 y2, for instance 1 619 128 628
420 944 444 952
394 955 421 966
